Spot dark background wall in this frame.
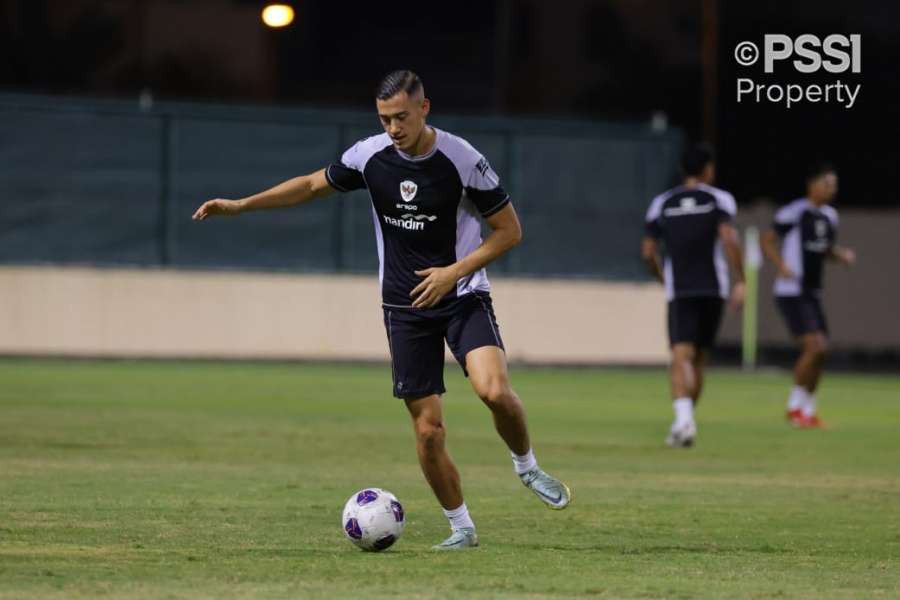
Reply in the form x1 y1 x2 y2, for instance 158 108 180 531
0 93 682 278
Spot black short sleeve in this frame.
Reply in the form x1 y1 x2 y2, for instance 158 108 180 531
467 185 510 217
645 219 663 239
772 220 793 237
325 163 366 192
716 207 733 224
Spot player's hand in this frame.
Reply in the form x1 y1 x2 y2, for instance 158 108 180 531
728 281 746 312
777 263 796 279
834 247 856 266
192 198 243 220
410 266 458 308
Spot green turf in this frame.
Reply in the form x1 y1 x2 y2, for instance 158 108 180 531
0 360 898 599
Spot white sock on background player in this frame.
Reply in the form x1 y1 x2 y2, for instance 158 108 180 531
802 393 817 417
673 397 694 426
787 385 808 412
442 503 475 530
511 448 538 475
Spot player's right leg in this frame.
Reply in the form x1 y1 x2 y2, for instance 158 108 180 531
691 348 708 404
384 308 478 549
404 394 478 550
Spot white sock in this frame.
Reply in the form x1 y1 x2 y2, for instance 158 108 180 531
511 448 538 475
787 385 808 411
802 393 817 417
442 503 475 531
673 397 694 426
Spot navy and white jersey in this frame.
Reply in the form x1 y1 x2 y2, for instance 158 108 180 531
645 183 737 301
325 127 510 307
772 198 838 297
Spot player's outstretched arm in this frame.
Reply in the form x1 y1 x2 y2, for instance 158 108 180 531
719 222 746 309
761 229 795 278
640 236 664 283
410 203 522 309
192 168 335 220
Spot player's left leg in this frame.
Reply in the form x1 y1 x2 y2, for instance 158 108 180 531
465 346 571 510
465 346 529 454
689 297 723 408
446 292 570 510
778 296 829 428
793 331 828 427
667 342 699 447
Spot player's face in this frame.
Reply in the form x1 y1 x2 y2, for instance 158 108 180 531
376 92 430 153
809 172 838 203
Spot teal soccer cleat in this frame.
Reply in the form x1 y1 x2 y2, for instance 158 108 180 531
519 468 572 510
431 527 479 551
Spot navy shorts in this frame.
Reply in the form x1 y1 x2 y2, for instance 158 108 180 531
383 292 504 399
667 296 725 349
776 295 828 337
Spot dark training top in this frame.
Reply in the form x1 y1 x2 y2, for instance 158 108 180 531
325 127 509 308
645 183 737 301
772 198 838 297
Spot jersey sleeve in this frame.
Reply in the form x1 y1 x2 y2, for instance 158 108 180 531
644 195 664 239
714 191 737 223
465 156 510 217
772 203 799 237
826 207 839 246
324 142 367 192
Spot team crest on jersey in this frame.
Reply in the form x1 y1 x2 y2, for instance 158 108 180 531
400 180 418 202
681 197 696 209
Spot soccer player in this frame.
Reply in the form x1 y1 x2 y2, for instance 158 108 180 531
192 70 570 550
761 164 855 428
641 144 745 448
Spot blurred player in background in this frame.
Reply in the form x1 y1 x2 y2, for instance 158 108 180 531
762 164 856 428
192 70 570 550
641 144 745 448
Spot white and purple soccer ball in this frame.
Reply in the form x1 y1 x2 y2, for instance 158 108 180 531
341 488 405 552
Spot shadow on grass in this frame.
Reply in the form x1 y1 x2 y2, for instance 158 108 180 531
215 547 420 558
508 542 791 555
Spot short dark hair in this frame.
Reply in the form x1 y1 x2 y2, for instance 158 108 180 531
375 70 423 100
681 143 715 176
807 162 836 182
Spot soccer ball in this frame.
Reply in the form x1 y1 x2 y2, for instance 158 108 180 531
341 488 405 551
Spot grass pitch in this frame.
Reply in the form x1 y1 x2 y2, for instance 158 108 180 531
0 360 898 599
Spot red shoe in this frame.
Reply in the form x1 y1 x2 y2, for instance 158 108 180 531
788 411 828 429
799 414 827 429
786 409 805 427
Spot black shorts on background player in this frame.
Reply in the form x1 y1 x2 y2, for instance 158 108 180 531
776 295 829 337
385 293 504 399
668 297 724 349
